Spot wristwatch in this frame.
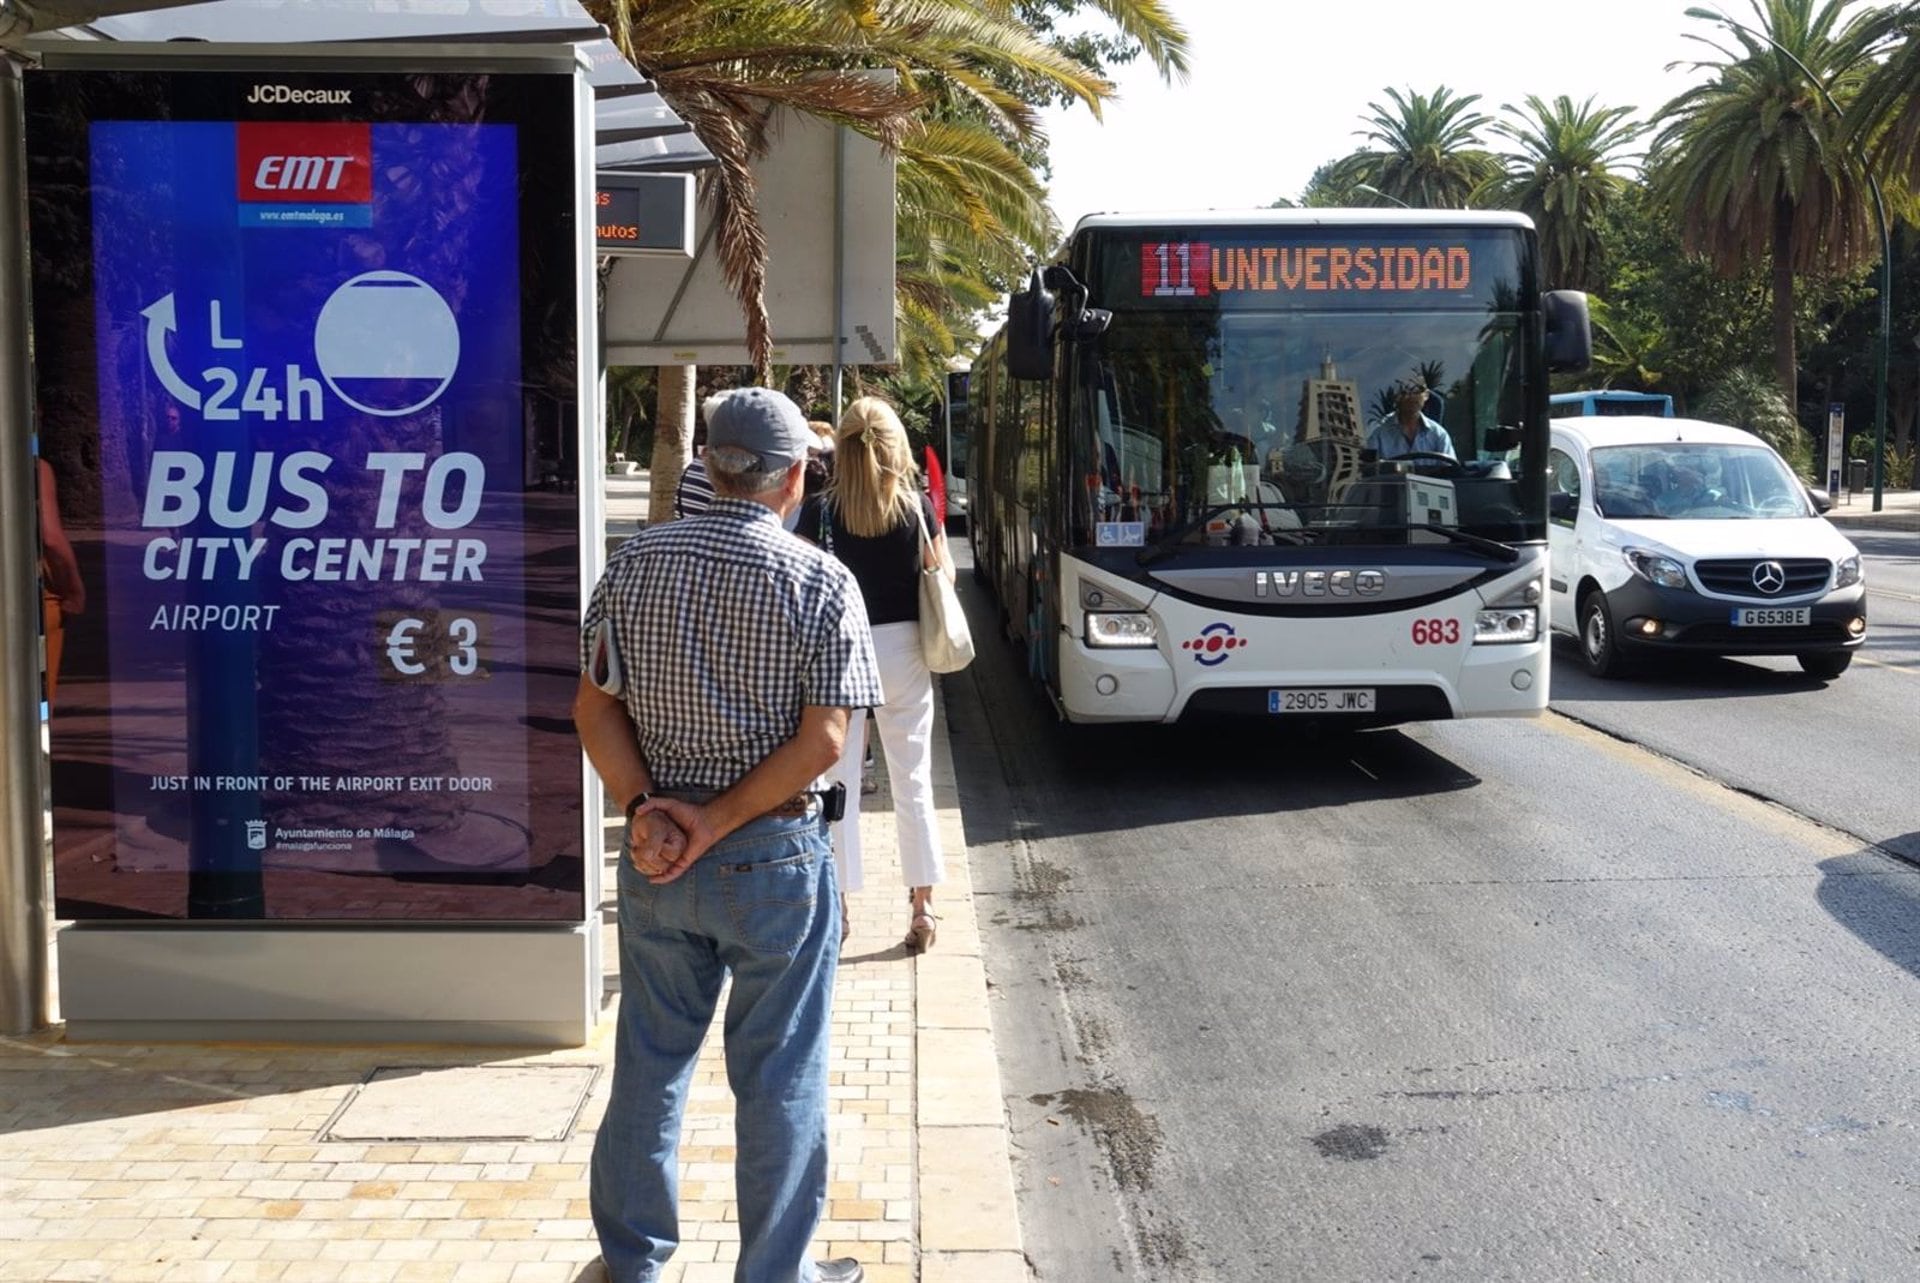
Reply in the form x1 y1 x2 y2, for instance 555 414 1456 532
623 791 652 824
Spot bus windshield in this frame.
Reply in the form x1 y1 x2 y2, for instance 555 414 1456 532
1075 306 1537 549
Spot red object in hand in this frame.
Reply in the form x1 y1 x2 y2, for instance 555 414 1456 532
924 447 947 525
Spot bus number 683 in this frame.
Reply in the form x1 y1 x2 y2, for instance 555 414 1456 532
1411 618 1461 645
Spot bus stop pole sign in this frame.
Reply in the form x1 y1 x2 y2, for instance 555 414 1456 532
1827 402 1845 496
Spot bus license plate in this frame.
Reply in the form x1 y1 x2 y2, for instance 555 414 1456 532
1731 607 1810 627
1269 687 1376 714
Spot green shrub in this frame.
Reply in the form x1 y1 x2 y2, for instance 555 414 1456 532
1841 435 1915 489
1697 368 1814 477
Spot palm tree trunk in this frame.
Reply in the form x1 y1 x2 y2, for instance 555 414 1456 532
649 364 696 525
1771 196 1797 410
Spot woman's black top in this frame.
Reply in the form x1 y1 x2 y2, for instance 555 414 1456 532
798 491 937 627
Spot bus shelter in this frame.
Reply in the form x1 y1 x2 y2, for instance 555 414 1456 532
0 1 707 1043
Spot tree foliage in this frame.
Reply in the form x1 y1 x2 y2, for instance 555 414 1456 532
1647 0 1884 401
1481 95 1647 291
595 0 1188 386
1696 366 1816 475
1321 87 1501 210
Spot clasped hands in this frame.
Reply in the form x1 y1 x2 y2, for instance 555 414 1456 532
626 798 718 885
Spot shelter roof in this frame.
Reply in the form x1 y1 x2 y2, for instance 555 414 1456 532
17 0 713 170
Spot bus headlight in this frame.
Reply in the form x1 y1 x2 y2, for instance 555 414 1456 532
1085 611 1158 648
1473 578 1540 644
1835 554 1862 589
1473 607 1539 644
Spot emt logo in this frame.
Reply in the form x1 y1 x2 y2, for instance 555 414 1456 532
236 123 372 227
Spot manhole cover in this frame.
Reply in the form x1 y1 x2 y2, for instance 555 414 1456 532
320 1065 598 1142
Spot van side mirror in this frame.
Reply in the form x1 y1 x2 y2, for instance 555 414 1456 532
1549 492 1578 522
1007 271 1055 381
1805 485 1834 515
1543 290 1592 374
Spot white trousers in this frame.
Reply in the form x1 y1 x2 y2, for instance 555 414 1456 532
828 621 947 894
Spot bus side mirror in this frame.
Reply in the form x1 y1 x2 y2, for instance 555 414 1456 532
1549 492 1578 521
1007 272 1055 381
1067 307 1112 340
1806 485 1834 515
1543 290 1592 374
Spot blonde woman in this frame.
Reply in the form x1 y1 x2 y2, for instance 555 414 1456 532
798 397 949 952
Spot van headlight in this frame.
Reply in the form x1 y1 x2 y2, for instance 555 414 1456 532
1623 547 1689 590
1473 578 1541 644
1835 555 1862 589
1085 611 1158 648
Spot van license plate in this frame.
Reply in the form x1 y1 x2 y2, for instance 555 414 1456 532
1270 688 1376 713
1731 607 1810 627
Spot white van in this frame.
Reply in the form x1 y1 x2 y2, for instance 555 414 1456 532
1546 416 1866 679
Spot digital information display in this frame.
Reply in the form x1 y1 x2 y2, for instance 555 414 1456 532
26 67 587 923
594 171 693 256
1099 230 1528 312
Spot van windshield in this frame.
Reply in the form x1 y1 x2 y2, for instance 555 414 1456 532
1591 443 1810 520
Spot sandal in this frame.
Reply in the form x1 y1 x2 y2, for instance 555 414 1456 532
904 908 938 954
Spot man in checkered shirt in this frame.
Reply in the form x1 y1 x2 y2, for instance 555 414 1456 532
574 387 882 1283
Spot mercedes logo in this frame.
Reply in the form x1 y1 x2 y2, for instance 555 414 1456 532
1751 560 1786 594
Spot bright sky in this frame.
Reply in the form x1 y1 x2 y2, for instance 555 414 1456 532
1038 0 1736 231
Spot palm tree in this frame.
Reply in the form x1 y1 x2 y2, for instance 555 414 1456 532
1324 87 1500 210
1483 95 1647 292
1850 2 1920 187
895 114 1060 382
1295 159 1362 208
1647 0 1883 407
596 0 1181 372
1584 296 1669 393
594 2 1188 515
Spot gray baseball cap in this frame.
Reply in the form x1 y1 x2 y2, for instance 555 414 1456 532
704 387 813 472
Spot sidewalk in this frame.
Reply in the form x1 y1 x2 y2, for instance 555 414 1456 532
1822 485 1920 533
0 475 1027 1283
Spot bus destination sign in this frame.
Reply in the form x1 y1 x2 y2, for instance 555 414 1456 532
1141 240 1474 297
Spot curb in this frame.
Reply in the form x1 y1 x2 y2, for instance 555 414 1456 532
915 681 1031 1283
1825 513 1918 533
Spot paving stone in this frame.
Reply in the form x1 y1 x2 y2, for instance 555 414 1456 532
318 1066 599 1145
0 680 1033 1281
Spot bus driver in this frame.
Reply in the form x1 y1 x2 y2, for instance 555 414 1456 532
1366 377 1456 461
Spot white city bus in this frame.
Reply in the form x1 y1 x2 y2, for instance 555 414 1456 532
970 210 1592 725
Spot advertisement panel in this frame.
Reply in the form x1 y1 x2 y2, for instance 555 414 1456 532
26 66 586 923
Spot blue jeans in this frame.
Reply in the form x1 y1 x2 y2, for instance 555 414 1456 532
591 813 840 1283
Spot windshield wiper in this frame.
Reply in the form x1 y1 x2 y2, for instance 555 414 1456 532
1136 504 1241 566
1360 523 1521 562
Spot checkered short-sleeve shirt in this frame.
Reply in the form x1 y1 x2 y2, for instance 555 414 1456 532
581 498 883 792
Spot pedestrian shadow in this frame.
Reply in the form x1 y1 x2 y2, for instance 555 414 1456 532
841 942 913 965
1815 838 1920 981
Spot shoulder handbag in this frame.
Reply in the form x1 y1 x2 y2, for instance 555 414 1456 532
815 498 835 554
912 499 974 673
